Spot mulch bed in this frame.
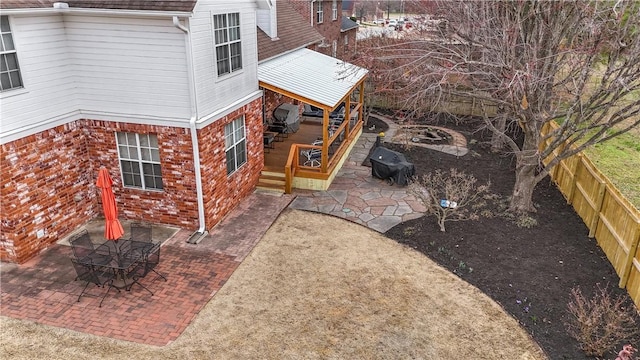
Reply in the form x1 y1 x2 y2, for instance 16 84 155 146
380 115 640 359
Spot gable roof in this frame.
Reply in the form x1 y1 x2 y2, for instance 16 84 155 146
341 16 358 32
0 0 197 12
257 1 324 63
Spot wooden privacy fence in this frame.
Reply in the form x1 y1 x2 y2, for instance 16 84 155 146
369 91 497 117
541 122 640 308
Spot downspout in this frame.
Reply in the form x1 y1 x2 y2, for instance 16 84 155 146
174 16 208 242
310 0 316 27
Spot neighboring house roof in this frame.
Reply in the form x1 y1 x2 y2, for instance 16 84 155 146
257 1 324 62
258 48 368 109
341 16 358 32
0 0 197 11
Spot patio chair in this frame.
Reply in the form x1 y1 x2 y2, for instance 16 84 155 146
127 222 155 254
301 140 322 168
69 230 113 266
70 258 117 307
127 243 167 295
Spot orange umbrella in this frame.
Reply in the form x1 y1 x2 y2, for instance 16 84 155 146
96 168 124 240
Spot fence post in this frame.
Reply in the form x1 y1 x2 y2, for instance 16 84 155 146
619 220 640 288
588 180 606 238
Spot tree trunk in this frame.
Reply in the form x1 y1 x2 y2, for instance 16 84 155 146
510 121 540 213
510 163 537 213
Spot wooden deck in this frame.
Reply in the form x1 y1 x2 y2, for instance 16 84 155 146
264 118 325 171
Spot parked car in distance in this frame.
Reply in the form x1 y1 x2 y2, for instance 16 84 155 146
388 19 397 28
396 20 405 31
374 18 385 25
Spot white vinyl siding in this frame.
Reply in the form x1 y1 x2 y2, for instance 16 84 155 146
225 116 246 175
65 16 191 119
1 16 23 91
317 1 324 24
0 15 79 142
116 132 163 190
190 1 259 118
213 12 242 76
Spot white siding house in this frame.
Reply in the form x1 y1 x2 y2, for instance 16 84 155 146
0 0 268 264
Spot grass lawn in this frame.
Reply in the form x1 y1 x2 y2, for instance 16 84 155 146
584 131 640 209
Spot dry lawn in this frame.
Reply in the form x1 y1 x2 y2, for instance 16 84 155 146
0 209 546 359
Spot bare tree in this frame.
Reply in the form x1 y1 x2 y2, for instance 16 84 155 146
409 169 491 232
354 1 640 212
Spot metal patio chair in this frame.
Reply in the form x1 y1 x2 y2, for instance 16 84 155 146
70 258 117 307
69 229 113 266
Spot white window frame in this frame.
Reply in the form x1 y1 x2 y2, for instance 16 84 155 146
332 40 337 57
332 0 338 21
1 15 23 92
116 132 164 191
316 1 324 24
344 34 349 45
213 12 242 77
225 116 247 175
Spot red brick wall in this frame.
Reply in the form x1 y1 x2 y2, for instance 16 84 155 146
1 99 265 263
83 121 200 229
1 122 97 263
339 28 357 59
198 97 263 230
288 0 342 57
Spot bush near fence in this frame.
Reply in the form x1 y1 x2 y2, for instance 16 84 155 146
542 122 640 309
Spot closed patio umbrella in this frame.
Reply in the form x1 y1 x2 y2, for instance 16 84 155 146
96 168 124 241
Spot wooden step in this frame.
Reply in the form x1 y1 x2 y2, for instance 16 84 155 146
257 171 285 193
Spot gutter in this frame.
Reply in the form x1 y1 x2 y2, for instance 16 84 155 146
173 16 208 243
2 6 192 18
310 0 316 27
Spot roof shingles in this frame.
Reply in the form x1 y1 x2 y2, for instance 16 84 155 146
257 1 324 62
1 0 197 11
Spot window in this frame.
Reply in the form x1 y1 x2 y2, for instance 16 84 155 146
213 13 242 76
332 40 337 57
332 0 338 20
1 16 23 92
316 1 324 24
225 116 246 175
344 34 349 46
116 132 163 190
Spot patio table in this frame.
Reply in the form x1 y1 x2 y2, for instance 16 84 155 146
80 239 154 292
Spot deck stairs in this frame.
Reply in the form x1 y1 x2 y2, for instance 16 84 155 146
257 170 286 193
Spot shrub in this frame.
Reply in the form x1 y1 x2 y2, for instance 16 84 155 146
565 284 640 357
408 168 492 232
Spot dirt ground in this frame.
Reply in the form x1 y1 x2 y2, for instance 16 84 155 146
377 114 640 359
0 209 545 359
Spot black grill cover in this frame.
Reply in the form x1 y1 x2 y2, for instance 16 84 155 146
369 147 415 186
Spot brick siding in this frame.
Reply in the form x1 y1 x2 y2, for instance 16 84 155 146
1 98 264 263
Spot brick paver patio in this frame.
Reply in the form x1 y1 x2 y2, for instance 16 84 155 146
0 192 293 346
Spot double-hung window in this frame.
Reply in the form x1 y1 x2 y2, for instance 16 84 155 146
214 13 242 77
332 0 338 21
225 116 246 175
1 16 23 92
116 132 164 190
316 1 324 24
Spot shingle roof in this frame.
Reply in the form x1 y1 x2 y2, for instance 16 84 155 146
341 16 358 32
257 1 324 62
0 0 197 12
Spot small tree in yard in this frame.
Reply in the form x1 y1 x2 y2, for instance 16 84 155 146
409 169 491 232
353 1 640 213
565 284 640 357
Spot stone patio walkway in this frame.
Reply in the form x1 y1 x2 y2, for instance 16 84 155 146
289 115 427 232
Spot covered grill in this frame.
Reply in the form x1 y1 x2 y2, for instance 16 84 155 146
271 103 300 134
369 146 415 186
